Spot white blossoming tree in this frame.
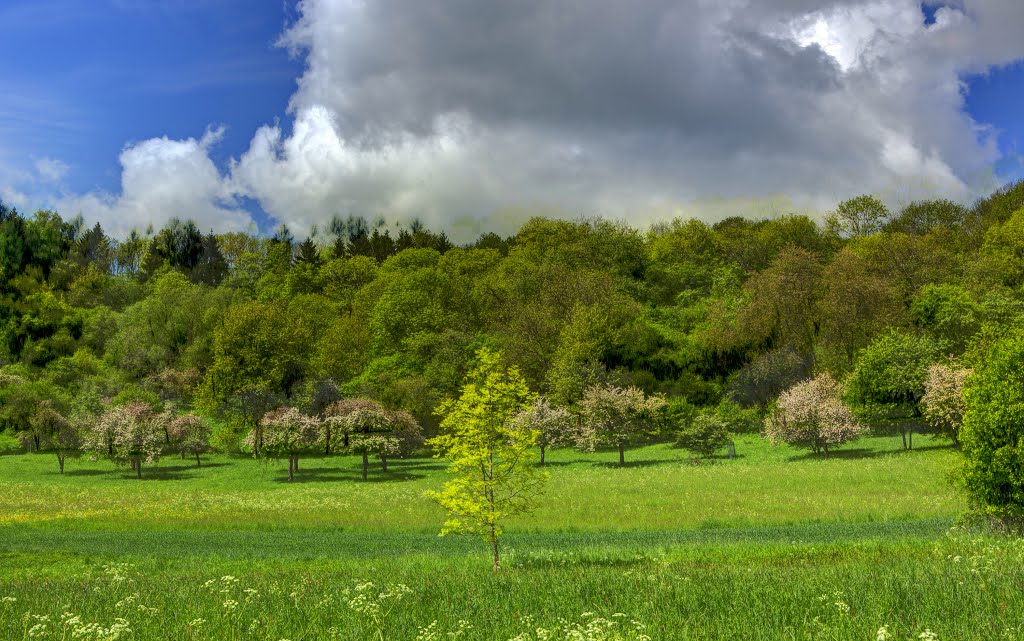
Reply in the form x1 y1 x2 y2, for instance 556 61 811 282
577 384 667 466
246 406 319 482
20 401 79 474
511 396 574 465
326 399 423 480
765 374 866 458
920 362 970 447
85 402 164 478
168 413 212 466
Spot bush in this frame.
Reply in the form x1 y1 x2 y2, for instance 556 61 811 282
0 429 21 454
676 413 731 458
960 326 1024 523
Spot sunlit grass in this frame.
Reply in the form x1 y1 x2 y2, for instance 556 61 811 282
0 435 963 530
0 433 997 640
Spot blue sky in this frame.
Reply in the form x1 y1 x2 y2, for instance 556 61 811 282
2 1 1024 238
0 0 298 216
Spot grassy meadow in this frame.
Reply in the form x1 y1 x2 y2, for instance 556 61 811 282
1 435 1020 640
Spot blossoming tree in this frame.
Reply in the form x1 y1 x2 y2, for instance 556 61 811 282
246 407 319 481
85 402 164 478
921 363 971 446
577 384 667 465
511 396 574 465
21 401 79 474
765 374 866 458
168 413 212 466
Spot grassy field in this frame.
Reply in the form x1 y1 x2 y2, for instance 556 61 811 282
2 435 1019 640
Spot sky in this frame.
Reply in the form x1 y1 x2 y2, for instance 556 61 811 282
2 0 1024 241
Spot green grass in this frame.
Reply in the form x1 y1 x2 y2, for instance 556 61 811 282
2 435 1015 640
0 435 963 529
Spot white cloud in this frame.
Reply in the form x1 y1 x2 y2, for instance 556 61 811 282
33 157 69 183
57 128 255 237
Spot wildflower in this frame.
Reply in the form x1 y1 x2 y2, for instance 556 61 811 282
877 626 890 641
223 599 239 611
919 630 940 641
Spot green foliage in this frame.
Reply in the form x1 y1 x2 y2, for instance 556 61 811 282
959 326 1024 523
826 195 890 238
675 412 731 458
846 331 942 448
426 348 541 571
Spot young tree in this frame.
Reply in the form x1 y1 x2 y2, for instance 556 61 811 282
168 413 211 466
85 403 163 478
20 401 79 473
765 374 866 458
511 396 574 465
426 348 542 573
576 384 667 465
246 407 319 481
921 363 970 447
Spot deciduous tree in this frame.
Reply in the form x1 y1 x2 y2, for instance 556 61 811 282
765 374 865 458
169 413 211 466
85 402 163 478
511 396 574 465
426 348 541 572
576 384 667 465
246 407 319 481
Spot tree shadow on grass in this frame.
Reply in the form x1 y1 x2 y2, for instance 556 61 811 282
902 442 957 453
117 462 230 481
535 460 575 468
785 447 886 462
592 458 680 469
277 465 429 484
62 468 112 477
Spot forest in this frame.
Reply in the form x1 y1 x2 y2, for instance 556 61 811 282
2 183 1024 451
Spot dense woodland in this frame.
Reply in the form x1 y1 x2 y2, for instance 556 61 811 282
2 181 1024 475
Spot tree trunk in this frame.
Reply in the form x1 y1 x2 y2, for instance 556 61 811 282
288 455 294 482
490 524 500 573
136 459 142 479
900 427 907 450
324 436 330 456
33 435 40 452
58 454 65 474
362 452 369 481
908 427 913 451
381 454 388 473
823 442 830 459
540 445 546 466
196 451 201 467
618 443 625 466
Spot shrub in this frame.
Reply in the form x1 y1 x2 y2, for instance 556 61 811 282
676 413 731 459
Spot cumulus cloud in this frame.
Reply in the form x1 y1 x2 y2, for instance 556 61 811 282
15 0 1024 238
237 0 1023 236
57 128 255 237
